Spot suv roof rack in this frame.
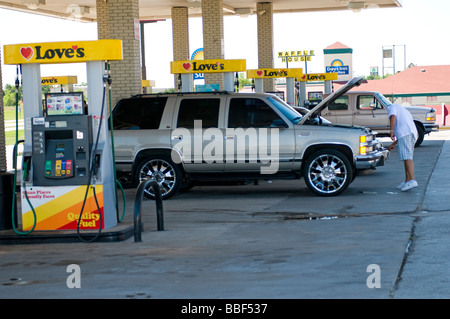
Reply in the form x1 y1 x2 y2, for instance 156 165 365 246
131 90 234 98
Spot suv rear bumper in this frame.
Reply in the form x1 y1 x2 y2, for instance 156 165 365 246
355 149 389 170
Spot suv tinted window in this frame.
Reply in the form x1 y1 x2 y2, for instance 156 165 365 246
177 98 220 128
228 98 281 128
112 97 167 130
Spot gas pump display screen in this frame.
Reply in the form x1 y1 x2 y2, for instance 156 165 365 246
308 91 323 102
45 92 84 116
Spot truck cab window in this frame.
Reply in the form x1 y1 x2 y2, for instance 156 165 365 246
328 96 349 110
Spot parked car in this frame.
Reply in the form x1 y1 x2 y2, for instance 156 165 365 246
320 91 439 146
110 76 388 199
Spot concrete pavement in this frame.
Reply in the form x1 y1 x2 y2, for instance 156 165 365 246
0 130 449 301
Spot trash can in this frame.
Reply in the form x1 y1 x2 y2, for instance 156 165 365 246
0 171 17 230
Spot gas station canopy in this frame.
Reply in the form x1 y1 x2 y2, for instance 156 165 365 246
0 0 401 22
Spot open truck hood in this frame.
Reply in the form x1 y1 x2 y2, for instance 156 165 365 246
299 76 364 125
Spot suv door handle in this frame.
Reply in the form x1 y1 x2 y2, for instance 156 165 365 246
224 135 236 140
172 135 183 140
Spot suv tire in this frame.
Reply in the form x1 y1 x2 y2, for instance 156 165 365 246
135 155 182 200
303 149 353 196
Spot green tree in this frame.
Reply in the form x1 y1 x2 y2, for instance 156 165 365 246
3 84 23 106
42 85 51 95
237 72 252 89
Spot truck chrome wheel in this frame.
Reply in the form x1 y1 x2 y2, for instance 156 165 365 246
136 156 182 200
303 149 352 196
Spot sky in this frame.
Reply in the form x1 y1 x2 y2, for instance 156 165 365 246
1 0 449 88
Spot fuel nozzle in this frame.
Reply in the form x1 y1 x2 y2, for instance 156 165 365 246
22 156 32 181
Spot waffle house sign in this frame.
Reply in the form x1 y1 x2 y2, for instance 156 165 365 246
278 50 315 63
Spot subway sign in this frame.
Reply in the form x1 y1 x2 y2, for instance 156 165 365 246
3 40 123 64
247 68 303 79
171 59 246 74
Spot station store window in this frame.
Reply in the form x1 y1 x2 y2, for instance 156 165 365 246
401 96 412 104
427 96 438 103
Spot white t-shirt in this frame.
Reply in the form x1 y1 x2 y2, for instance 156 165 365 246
387 104 418 140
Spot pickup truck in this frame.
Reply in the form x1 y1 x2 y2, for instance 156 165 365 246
320 91 439 146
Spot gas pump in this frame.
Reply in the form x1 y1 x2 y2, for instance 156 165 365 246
30 93 92 186
3 40 123 238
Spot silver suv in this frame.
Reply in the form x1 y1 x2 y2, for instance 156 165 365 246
110 77 388 199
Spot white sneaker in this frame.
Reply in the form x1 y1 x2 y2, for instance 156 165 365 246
396 182 406 190
401 180 418 192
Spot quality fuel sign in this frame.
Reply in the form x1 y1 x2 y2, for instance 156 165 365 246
3 40 123 64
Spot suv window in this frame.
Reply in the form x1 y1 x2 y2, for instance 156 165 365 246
328 96 349 110
228 98 282 128
177 98 220 128
358 95 383 110
112 97 167 130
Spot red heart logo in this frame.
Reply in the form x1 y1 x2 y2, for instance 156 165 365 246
301 75 307 80
72 45 78 50
256 70 263 77
20 46 34 61
182 62 192 71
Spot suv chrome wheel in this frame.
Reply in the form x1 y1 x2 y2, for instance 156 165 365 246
136 156 182 200
303 149 352 196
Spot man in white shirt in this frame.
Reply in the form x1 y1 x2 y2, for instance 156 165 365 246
386 103 418 191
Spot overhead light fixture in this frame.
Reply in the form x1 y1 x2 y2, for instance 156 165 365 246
66 5 90 18
235 8 253 18
348 1 365 12
187 2 201 10
23 0 45 10
186 0 201 10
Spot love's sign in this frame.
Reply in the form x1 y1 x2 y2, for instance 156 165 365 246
3 40 123 65
171 59 246 74
247 68 303 79
296 73 338 82
41 76 78 85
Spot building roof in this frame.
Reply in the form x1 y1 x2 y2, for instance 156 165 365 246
324 42 351 50
348 65 450 95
